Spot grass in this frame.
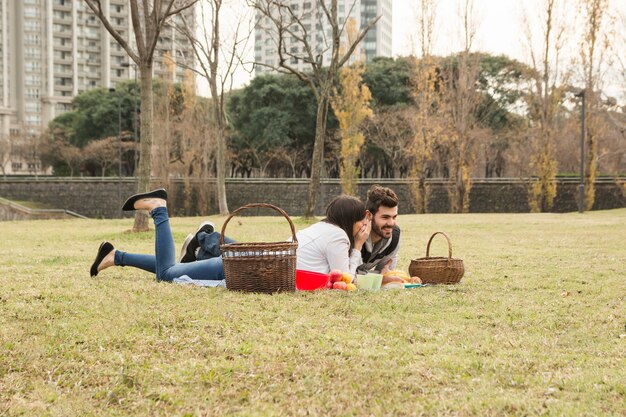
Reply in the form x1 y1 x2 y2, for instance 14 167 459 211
9 200 58 210
0 209 625 416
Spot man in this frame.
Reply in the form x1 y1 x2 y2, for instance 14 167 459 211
358 185 400 274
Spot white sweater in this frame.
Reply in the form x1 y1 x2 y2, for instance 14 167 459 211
295 221 362 275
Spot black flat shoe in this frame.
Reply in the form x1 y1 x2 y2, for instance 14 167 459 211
90 241 114 277
121 188 167 211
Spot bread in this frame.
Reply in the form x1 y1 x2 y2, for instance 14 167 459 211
383 269 410 282
410 276 422 284
382 275 405 285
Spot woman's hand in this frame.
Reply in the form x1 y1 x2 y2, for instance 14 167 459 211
354 218 371 251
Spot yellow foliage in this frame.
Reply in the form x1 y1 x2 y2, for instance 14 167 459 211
409 56 442 213
528 139 558 213
331 18 372 196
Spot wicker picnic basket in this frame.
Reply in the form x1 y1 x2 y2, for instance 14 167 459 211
409 232 465 284
219 203 297 293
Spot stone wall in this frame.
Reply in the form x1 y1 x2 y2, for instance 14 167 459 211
0 178 624 218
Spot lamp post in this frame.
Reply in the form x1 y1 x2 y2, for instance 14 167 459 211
121 62 138 176
574 89 585 214
109 87 122 215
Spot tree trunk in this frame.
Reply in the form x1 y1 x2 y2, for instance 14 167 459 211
132 63 154 232
209 77 229 214
304 94 330 218
215 124 228 214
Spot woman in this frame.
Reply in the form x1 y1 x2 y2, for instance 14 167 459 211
295 195 371 276
90 189 225 282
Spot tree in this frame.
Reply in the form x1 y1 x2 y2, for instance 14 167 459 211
84 0 198 231
83 136 123 177
39 134 83 177
49 85 137 148
249 0 379 217
522 0 570 212
441 0 482 213
175 70 216 215
362 56 414 107
361 106 415 178
152 51 179 186
579 0 611 210
178 0 253 214
227 73 318 176
409 0 439 213
330 18 372 196
0 133 12 178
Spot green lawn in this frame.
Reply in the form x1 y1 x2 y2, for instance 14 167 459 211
1 209 624 416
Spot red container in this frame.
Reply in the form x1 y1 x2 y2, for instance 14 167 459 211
295 269 330 291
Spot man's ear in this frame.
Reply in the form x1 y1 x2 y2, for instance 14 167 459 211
366 210 372 220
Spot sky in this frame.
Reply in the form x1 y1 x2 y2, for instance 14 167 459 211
392 0 526 60
198 0 625 100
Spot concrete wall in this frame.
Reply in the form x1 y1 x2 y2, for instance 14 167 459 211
0 178 624 218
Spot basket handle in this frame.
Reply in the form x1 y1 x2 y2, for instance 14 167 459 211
219 203 297 245
425 231 453 260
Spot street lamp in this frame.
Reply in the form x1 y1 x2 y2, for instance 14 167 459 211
121 62 138 176
108 87 122 178
574 89 585 214
109 87 122 215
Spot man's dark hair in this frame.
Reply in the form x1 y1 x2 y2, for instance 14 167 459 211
366 185 398 215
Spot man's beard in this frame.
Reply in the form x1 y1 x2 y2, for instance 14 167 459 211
372 222 393 239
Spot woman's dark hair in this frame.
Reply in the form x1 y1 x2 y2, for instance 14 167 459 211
324 195 366 252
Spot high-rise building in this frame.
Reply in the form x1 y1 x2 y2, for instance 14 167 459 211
0 0 194 175
254 0 392 76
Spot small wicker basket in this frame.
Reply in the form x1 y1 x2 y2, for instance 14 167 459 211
219 203 298 293
409 232 464 284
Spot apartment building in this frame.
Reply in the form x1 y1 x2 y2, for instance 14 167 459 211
254 0 392 76
0 0 195 175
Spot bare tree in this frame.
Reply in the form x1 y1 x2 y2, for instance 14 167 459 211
362 107 415 178
84 136 122 177
39 129 84 176
330 18 372 196
409 0 439 213
0 133 12 178
152 51 177 194
522 0 569 212
579 0 612 210
249 0 379 217
84 0 198 230
178 0 253 214
442 0 482 213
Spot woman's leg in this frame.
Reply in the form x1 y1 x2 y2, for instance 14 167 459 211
114 206 223 281
113 252 156 274
162 256 225 281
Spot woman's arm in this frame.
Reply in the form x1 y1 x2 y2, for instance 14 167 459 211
325 232 363 276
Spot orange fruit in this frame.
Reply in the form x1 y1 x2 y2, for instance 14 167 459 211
332 281 348 290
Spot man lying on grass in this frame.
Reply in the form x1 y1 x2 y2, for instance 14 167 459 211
358 184 401 275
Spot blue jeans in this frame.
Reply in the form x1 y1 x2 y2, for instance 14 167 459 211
114 207 225 281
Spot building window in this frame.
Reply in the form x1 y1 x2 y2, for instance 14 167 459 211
25 34 41 45
12 162 23 171
25 115 41 125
